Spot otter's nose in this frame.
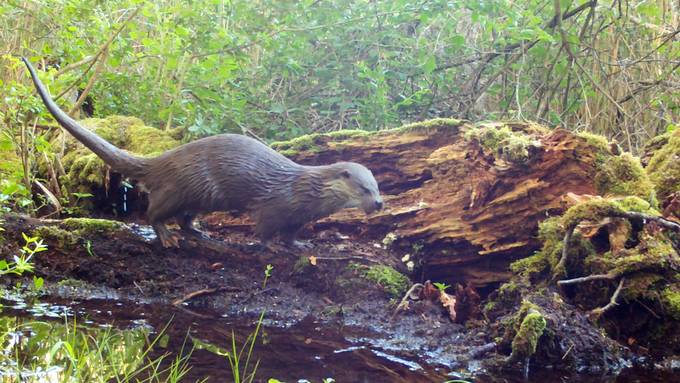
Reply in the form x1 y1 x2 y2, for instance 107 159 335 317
375 199 384 210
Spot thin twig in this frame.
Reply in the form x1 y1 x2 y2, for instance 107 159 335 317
391 283 424 320
590 277 625 317
68 48 108 115
554 224 576 278
172 286 240 306
54 6 141 101
558 272 618 285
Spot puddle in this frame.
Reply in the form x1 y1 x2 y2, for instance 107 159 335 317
1 294 680 382
0 295 452 382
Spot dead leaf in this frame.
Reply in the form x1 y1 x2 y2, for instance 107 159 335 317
439 290 457 322
309 256 317 266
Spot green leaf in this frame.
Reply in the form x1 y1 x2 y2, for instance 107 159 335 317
422 55 436 74
451 35 465 48
33 276 44 290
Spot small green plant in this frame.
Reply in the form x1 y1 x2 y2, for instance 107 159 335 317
433 282 451 293
0 315 195 383
84 240 96 257
263 264 273 288
193 264 273 383
0 232 47 276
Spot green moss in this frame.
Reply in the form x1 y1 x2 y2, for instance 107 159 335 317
359 265 410 298
562 196 655 228
396 118 463 133
271 134 324 156
270 118 462 157
270 129 372 156
33 225 78 249
464 124 541 164
620 273 663 301
512 217 595 280
576 131 611 154
62 218 123 235
647 129 680 203
45 115 181 197
33 218 123 249
509 308 546 361
595 153 655 200
0 139 23 180
127 125 180 156
642 132 670 162
661 286 680 320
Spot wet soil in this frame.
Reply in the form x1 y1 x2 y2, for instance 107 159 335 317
1 214 680 382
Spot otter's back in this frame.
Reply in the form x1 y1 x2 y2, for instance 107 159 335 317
143 134 303 212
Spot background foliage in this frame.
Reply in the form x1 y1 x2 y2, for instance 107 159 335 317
0 0 678 210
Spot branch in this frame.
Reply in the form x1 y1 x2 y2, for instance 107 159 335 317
554 224 576 278
554 209 680 284
558 272 618 285
68 48 108 115
54 6 142 101
612 211 680 232
617 61 680 104
463 1 595 112
589 277 625 317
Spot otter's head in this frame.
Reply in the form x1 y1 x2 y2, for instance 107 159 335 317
325 162 383 214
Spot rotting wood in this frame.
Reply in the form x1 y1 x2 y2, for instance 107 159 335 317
282 120 604 287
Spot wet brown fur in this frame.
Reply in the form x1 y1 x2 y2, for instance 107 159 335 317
23 58 383 247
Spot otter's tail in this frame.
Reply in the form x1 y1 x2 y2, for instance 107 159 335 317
22 57 147 179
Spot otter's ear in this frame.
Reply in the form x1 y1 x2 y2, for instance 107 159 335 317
340 169 351 179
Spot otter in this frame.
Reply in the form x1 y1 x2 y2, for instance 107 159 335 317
23 58 383 248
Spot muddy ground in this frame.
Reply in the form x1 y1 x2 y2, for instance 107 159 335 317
1 213 678 382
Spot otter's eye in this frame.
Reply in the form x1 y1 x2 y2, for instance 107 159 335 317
361 185 371 194
341 170 351 179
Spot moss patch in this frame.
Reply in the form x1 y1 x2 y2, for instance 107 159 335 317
661 285 680 320
647 129 680 203
396 118 463 133
62 218 123 235
561 196 656 228
47 115 181 193
33 218 124 249
270 118 463 157
594 153 654 200
509 307 546 362
464 123 541 164
576 131 611 155
358 265 410 298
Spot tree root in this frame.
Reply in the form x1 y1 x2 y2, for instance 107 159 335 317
555 210 680 282
172 286 240 306
391 283 425 320
557 273 618 285
589 277 625 318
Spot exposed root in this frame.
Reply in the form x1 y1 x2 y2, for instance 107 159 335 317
589 277 625 318
391 283 425 320
555 210 679 283
557 273 618 285
611 211 680 232
172 286 240 306
312 255 381 264
554 224 576 278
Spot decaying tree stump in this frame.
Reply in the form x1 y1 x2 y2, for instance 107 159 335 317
272 119 623 288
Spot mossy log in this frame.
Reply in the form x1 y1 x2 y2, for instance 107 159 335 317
274 119 653 288
43 117 657 289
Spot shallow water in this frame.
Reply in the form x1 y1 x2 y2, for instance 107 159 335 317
1 295 679 383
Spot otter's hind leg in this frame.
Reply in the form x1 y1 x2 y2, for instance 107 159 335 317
178 213 210 239
147 193 184 248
